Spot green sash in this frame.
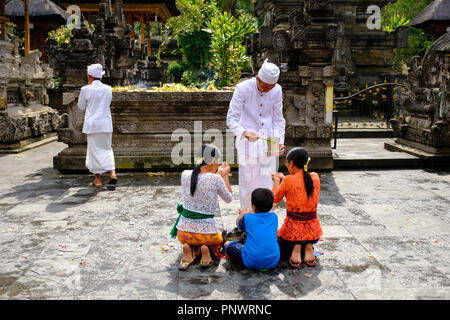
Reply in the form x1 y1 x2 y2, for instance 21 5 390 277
170 204 215 238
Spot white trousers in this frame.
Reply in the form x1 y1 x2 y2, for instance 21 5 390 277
236 137 278 210
86 132 115 174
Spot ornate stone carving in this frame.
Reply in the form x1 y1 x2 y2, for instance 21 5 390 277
390 30 450 152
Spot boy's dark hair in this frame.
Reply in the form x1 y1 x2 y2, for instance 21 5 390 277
251 188 274 213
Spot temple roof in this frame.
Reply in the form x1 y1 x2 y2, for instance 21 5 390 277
6 0 69 18
53 0 180 17
431 29 450 52
410 0 450 28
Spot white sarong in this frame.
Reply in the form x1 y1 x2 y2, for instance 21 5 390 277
86 133 115 174
236 136 278 210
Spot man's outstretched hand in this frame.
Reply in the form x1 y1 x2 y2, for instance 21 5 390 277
279 144 286 156
243 130 259 142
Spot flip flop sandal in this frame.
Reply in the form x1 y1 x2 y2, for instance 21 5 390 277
178 257 194 271
289 258 301 269
107 177 118 185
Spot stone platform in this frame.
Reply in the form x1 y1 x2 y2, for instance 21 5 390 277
53 90 334 172
0 141 449 300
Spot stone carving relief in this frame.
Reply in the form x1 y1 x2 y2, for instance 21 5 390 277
391 31 450 149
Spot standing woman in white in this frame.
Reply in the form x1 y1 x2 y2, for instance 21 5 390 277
77 63 117 188
226 59 286 210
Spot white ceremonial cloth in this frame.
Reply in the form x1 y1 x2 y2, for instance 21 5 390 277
86 133 115 174
77 80 113 134
226 77 286 209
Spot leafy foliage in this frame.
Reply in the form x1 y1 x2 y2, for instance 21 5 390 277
381 0 434 72
382 14 410 33
204 11 256 87
48 25 72 50
178 30 212 67
168 61 187 83
5 22 24 55
157 0 258 87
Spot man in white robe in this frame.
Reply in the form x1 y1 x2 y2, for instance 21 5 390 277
77 63 117 187
226 59 286 210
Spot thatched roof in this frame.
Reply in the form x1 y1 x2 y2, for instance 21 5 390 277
53 0 180 17
410 0 450 28
6 0 69 18
431 29 450 51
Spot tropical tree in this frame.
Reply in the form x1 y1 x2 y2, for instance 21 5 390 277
216 0 255 16
156 0 219 67
382 0 434 72
204 11 256 87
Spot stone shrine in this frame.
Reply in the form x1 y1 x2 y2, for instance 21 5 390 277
386 28 450 165
0 33 64 153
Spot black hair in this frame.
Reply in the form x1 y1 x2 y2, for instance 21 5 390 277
190 144 222 196
251 188 274 213
286 147 314 198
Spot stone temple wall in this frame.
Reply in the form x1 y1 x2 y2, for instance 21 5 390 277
53 91 236 171
53 87 336 172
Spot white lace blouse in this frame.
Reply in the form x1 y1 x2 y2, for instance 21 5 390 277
177 170 233 234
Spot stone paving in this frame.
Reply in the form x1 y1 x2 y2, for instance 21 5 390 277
0 141 449 300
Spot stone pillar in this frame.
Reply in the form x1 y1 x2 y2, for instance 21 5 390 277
0 40 9 112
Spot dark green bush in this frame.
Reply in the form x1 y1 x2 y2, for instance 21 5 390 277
168 61 187 83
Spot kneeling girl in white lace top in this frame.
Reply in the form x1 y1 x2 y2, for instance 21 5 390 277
171 144 232 270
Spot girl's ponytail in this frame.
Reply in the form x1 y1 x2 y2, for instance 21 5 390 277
302 157 314 198
190 161 203 196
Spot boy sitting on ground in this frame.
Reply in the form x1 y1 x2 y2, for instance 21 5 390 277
224 188 280 270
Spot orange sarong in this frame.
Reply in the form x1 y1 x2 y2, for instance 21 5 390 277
177 230 223 257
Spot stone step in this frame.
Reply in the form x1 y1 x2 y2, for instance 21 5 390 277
333 157 422 169
332 138 423 169
333 128 394 138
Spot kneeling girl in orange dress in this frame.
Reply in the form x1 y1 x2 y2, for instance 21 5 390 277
271 147 323 268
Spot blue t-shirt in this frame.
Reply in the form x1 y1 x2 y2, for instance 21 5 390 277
238 212 280 269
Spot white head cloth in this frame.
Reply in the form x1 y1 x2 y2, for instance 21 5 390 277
87 63 105 79
257 59 280 84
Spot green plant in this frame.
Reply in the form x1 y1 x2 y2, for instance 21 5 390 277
48 26 72 50
382 14 410 33
84 20 95 33
178 30 212 67
50 76 66 89
204 11 256 87
181 70 200 85
168 61 187 82
156 0 219 67
5 22 24 55
382 0 434 72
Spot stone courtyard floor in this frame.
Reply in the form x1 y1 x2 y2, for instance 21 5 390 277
0 141 449 300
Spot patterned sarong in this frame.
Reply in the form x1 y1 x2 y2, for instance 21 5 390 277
177 230 223 257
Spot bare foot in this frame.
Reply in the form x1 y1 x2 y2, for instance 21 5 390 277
89 175 102 187
290 244 302 267
110 169 117 180
182 243 194 263
200 245 212 264
304 243 316 266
